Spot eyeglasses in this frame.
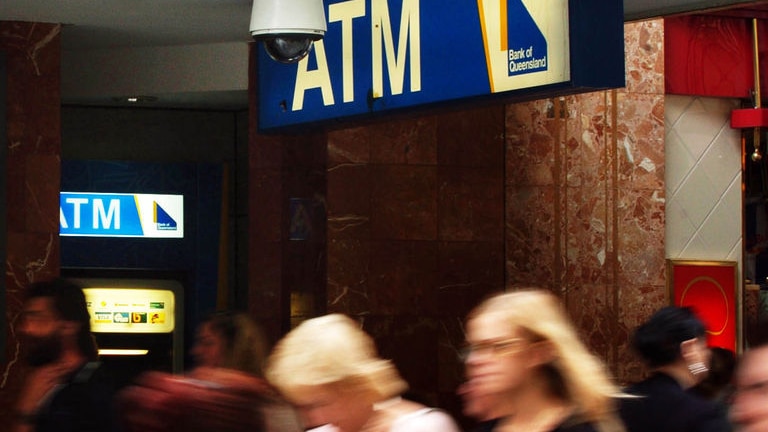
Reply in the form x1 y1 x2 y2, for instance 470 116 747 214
459 338 525 361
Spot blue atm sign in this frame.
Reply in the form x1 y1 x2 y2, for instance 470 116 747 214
60 192 184 238
257 0 624 130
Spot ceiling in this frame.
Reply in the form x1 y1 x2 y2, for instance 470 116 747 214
0 0 253 50
2 0 768 109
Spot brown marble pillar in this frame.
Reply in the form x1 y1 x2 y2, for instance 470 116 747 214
0 20 62 423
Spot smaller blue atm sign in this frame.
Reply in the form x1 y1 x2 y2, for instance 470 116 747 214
60 192 184 238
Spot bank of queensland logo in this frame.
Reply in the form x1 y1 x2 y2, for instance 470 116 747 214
477 0 569 93
154 201 177 231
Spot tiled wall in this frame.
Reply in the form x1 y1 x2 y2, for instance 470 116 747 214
664 94 744 349
665 95 742 262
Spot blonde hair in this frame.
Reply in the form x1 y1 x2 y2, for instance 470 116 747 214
265 314 408 403
468 289 623 431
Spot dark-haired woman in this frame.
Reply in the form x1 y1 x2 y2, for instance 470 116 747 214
618 306 731 432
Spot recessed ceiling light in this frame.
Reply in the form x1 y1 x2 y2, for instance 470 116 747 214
113 96 158 103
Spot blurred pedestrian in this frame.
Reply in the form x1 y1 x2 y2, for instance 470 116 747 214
14 278 116 432
618 306 731 432
191 311 269 375
730 343 768 432
462 289 624 432
265 313 461 432
118 311 301 432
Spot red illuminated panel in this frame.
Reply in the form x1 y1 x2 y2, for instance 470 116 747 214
665 15 757 99
667 260 738 352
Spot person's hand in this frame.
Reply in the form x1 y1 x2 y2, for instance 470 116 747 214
16 358 81 414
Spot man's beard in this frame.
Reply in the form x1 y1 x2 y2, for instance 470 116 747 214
24 332 63 367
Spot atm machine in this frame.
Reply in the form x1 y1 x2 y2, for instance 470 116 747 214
59 162 226 389
70 277 184 389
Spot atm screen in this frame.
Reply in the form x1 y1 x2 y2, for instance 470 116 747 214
84 287 175 333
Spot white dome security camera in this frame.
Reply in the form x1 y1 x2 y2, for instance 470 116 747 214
250 0 327 64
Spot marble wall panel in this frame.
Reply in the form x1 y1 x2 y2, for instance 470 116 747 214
327 164 371 241
438 167 504 242
249 169 283 243
363 315 442 403
616 93 666 189
370 165 438 241
436 241 505 316
250 129 283 170
328 126 371 164
327 238 371 314
562 284 618 359
624 18 665 95
437 106 505 167
503 20 666 384
0 20 62 426
370 116 437 165
505 100 558 186
247 238 284 339
505 186 560 285
368 240 439 316
325 105 505 429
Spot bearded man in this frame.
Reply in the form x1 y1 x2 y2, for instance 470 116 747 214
14 278 116 432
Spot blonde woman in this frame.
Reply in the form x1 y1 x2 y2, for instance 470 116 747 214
265 314 461 432
461 289 624 432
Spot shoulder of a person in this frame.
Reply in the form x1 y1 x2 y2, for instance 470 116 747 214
689 398 732 431
623 373 691 400
391 407 460 432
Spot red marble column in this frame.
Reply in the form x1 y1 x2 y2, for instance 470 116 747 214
0 20 62 423
504 20 666 383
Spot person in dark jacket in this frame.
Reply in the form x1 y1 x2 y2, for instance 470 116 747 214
619 306 731 432
13 278 116 432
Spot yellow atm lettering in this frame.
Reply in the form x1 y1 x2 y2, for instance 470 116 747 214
329 0 365 103
59 197 121 230
372 0 421 97
292 0 422 111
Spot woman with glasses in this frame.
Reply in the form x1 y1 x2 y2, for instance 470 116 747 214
461 289 625 432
